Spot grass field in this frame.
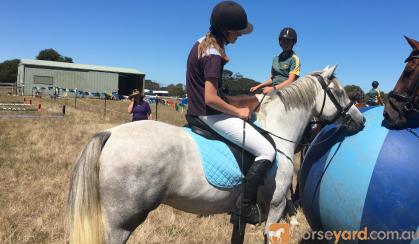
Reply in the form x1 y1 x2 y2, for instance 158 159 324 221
0 95 310 243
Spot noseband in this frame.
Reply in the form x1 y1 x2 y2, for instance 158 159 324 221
388 54 419 116
311 73 354 124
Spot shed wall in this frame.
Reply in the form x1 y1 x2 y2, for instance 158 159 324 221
22 66 118 95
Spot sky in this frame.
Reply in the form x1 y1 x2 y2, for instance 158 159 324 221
1 0 418 92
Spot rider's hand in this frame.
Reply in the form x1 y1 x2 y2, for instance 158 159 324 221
262 86 275 94
249 86 258 93
237 107 251 120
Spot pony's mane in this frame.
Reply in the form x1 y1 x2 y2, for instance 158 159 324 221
274 72 345 111
275 72 321 111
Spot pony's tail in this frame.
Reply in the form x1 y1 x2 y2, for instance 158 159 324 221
67 131 111 244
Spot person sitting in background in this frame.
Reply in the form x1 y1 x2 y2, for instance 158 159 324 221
367 81 384 106
128 89 152 121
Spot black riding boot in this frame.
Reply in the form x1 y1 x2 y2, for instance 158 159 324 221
231 159 272 225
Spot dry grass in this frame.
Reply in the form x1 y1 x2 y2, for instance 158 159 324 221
0 95 310 244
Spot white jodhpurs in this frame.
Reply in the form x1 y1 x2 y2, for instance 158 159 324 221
199 113 276 162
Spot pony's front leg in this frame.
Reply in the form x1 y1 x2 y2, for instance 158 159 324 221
262 158 293 239
264 194 287 236
261 190 289 244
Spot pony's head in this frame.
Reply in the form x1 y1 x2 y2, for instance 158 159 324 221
267 65 365 132
383 36 419 128
312 65 365 132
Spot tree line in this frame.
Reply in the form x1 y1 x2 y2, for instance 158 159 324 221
145 80 186 97
0 50 386 101
0 48 73 83
0 59 20 83
144 69 259 97
150 69 384 103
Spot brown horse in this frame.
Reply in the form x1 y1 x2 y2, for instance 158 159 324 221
383 36 419 128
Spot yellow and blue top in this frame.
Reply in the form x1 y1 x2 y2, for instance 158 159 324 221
271 51 300 85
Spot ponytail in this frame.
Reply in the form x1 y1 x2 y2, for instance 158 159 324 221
198 32 229 62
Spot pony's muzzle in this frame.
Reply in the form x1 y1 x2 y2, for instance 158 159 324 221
344 113 365 132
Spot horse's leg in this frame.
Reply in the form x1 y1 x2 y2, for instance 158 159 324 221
101 181 162 244
287 149 302 226
266 197 287 228
262 158 293 236
99 135 168 243
291 148 302 199
100 160 166 244
104 212 151 244
105 227 131 244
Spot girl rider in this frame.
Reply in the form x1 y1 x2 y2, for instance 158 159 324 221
186 1 275 225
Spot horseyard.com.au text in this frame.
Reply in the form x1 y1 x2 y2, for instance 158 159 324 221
302 227 419 243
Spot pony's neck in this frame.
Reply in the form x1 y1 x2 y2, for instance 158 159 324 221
256 94 315 153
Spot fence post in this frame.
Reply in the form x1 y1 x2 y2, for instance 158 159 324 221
62 105 66 116
155 96 158 121
104 96 107 117
74 91 77 109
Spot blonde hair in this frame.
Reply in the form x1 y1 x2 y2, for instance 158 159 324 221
198 32 229 62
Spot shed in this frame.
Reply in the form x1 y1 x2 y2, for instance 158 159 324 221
17 59 145 97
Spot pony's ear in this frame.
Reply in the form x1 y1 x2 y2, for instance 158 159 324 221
323 65 330 71
322 65 337 78
404 36 419 50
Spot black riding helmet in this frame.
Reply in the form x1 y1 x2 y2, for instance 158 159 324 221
210 1 253 36
279 27 297 44
372 81 379 88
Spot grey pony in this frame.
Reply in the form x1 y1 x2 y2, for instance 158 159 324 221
67 66 365 244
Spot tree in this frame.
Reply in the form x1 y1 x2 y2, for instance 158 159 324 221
344 85 365 98
223 78 259 95
36 48 61 61
0 59 20 83
63 56 73 63
221 69 261 95
165 83 185 97
222 69 233 80
36 48 73 63
234 72 244 79
144 79 160 91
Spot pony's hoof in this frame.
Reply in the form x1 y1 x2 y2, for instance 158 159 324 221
290 215 300 226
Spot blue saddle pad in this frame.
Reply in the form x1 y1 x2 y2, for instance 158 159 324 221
185 128 280 189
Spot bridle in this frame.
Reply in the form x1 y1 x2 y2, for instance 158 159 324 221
311 73 354 125
254 73 355 146
388 54 419 117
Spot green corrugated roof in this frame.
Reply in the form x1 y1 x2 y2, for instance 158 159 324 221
20 59 144 75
